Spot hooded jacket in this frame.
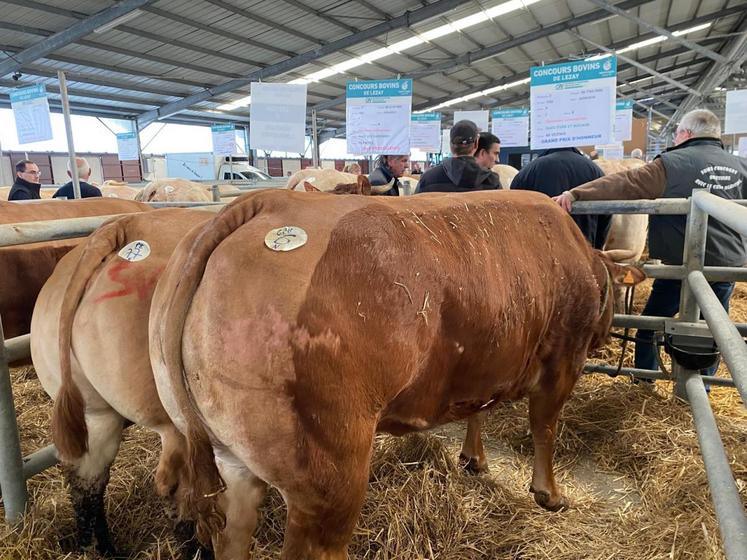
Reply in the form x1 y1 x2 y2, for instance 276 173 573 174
8 176 41 201
415 156 502 194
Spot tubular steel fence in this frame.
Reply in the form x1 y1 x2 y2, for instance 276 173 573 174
0 192 745 558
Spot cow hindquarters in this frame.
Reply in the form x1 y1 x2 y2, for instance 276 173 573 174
62 408 124 556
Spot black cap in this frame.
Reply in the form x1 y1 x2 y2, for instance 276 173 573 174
450 119 478 145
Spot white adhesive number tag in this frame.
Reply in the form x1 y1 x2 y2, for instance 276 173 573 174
265 226 308 252
164 185 175 193
118 240 151 262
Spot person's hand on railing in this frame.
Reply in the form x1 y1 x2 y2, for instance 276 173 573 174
552 191 574 212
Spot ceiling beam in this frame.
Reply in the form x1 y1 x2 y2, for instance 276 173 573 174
663 15 747 133
586 0 729 64
0 0 154 78
136 0 473 127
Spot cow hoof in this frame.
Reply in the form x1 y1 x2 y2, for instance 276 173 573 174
459 453 488 474
530 487 569 512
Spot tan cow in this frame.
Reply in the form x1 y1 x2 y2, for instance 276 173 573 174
99 180 140 200
0 186 57 200
30 208 214 557
136 178 213 202
0 198 148 340
287 168 393 194
491 164 519 189
149 189 645 558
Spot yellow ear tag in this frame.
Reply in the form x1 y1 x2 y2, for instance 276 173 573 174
623 270 636 285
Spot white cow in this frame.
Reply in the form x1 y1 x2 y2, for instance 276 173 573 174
135 178 212 202
287 168 392 194
491 164 519 189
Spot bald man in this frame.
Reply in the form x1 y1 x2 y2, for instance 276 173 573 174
53 157 102 199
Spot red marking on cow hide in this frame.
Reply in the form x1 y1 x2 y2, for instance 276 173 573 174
94 260 164 303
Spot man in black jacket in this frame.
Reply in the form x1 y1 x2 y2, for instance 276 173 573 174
416 120 501 193
554 108 747 380
510 147 609 249
53 157 102 199
9 159 42 200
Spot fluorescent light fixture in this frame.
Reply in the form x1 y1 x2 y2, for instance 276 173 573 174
216 0 542 112
93 10 142 33
415 77 530 112
628 75 654 85
619 22 712 54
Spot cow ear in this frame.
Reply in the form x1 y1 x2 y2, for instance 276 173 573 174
608 262 647 286
304 181 320 192
358 175 372 195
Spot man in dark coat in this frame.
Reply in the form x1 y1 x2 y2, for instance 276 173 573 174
416 120 501 194
510 147 609 249
53 157 102 199
9 159 42 200
368 154 410 196
554 108 747 381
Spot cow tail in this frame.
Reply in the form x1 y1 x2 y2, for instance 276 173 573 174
152 197 260 546
52 218 129 462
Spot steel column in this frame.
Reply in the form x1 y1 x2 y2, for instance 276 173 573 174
58 71 81 199
311 108 319 168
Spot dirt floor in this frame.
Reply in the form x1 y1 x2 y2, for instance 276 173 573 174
1 281 745 559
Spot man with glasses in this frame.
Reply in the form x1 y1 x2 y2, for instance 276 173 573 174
9 159 42 200
553 108 747 385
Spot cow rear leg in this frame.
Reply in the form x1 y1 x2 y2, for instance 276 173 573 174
527 374 577 512
460 410 488 473
63 409 124 556
211 456 267 560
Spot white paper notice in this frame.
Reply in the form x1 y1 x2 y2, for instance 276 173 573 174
530 57 617 150
9 84 53 144
491 108 529 147
453 110 489 132
211 124 236 156
738 137 747 158
410 113 441 152
596 143 624 160
346 79 412 155
250 82 307 153
614 100 633 142
442 129 451 156
116 132 139 161
725 89 747 134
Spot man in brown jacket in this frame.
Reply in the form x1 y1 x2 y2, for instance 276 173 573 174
553 108 747 381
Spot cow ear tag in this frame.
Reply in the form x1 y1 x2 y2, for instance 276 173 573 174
265 226 308 252
118 240 151 262
623 270 636 285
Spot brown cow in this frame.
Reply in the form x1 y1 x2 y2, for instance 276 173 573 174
0 198 148 340
149 189 645 558
30 208 214 557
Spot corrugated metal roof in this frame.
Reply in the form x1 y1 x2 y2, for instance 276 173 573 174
0 0 742 131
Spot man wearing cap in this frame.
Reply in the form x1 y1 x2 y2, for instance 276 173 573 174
510 146 609 249
415 120 502 194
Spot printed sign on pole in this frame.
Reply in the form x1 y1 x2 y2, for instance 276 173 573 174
346 79 412 155
211 124 236 156
530 56 617 150
614 99 633 142
491 108 529 147
410 113 441 152
725 89 747 134
116 132 139 161
595 143 624 160
453 110 489 132
9 84 53 144
441 129 451 157
250 82 307 153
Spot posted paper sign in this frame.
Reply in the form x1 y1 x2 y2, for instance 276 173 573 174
250 82 307 153
530 56 617 150
596 143 624 160
211 124 235 156
346 79 412 155
410 113 441 152
725 89 747 134
442 129 451 156
453 110 489 132
738 137 747 158
491 108 529 147
9 84 53 144
116 132 139 161
614 100 633 142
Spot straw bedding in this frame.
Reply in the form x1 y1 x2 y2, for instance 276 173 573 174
1 280 745 559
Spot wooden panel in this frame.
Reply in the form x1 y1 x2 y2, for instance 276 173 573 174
9 151 53 183
266 158 283 177
122 161 142 181
358 159 369 174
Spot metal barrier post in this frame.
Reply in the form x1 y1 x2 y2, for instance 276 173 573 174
672 194 709 400
0 317 28 521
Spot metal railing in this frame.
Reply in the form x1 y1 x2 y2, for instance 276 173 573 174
0 193 745 559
